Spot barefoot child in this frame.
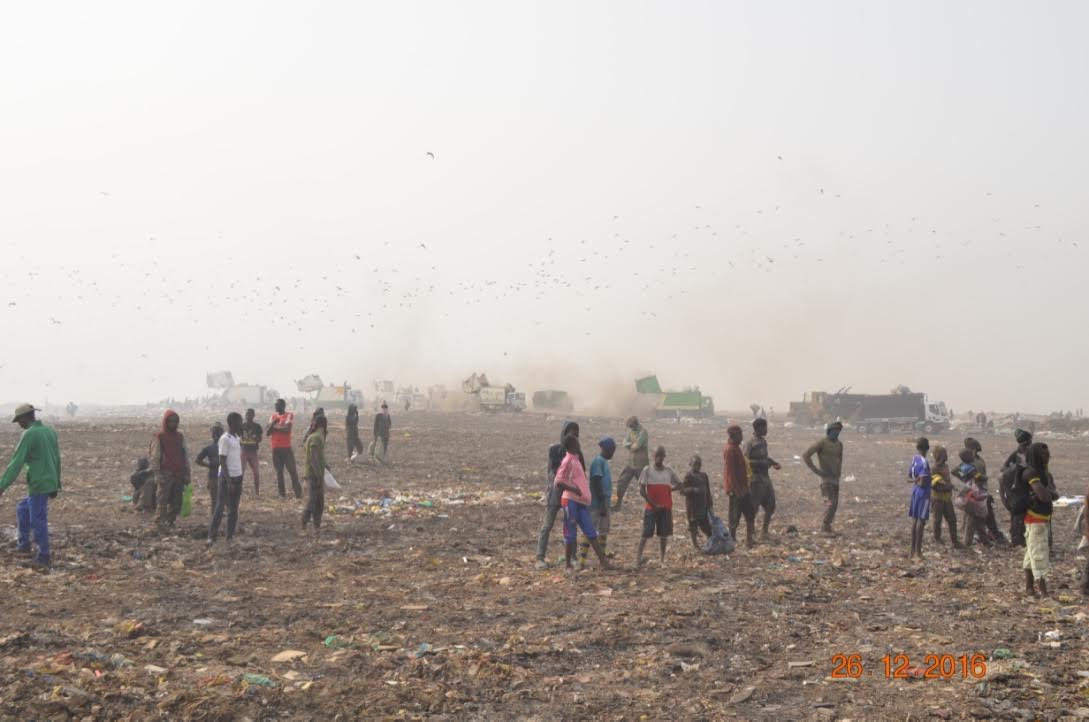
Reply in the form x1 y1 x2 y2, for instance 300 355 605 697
554 435 609 571
681 455 713 549
907 437 931 559
930 445 962 550
635 446 682 566
579 437 615 567
1021 442 1057 597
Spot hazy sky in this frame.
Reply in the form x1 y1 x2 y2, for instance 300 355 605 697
1 1 1087 414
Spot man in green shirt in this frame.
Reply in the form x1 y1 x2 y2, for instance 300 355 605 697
0 404 61 571
613 416 649 511
803 421 844 535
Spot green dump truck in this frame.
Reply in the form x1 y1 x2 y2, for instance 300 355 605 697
635 375 715 418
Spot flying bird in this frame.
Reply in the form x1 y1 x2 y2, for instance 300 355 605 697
426 152 435 160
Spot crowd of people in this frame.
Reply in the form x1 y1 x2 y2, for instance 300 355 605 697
534 415 1087 598
0 400 1084 597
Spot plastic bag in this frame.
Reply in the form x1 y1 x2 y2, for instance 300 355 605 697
702 512 736 555
324 469 341 492
180 484 193 518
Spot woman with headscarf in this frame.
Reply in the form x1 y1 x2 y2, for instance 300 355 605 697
149 410 190 530
930 445 961 550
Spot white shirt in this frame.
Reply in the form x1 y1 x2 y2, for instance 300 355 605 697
218 432 243 477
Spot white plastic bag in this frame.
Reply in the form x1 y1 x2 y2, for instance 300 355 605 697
323 469 341 492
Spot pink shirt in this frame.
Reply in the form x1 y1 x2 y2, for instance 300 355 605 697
556 452 591 506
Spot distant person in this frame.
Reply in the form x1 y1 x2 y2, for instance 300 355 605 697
149 409 190 531
929 445 961 550
957 450 993 548
1021 442 1057 597
907 437 931 560
130 456 155 509
195 422 224 510
724 425 755 548
965 437 1006 546
65 402 77 418
301 414 329 535
208 412 244 546
1000 429 1033 547
803 421 844 536
553 435 610 572
744 418 781 540
536 421 582 570
613 416 649 511
0 404 61 572
369 402 391 463
240 408 263 495
634 446 682 567
680 454 713 549
579 437 616 567
345 403 364 462
266 399 302 499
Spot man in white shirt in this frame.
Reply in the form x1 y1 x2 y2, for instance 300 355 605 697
209 412 245 545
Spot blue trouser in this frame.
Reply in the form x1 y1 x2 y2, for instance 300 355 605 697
17 494 50 563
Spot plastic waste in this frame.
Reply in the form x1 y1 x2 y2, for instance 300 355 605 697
241 673 275 687
180 484 193 518
702 513 736 555
324 469 341 492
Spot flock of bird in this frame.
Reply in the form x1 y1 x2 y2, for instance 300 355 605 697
0 154 1080 399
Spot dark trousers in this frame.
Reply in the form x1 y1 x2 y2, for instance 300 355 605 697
241 448 260 493
302 474 325 529
931 497 959 544
16 494 50 563
728 492 755 539
209 475 243 541
820 479 840 530
614 466 640 506
272 448 302 498
1010 513 1026 547
155 472 186 527
347 430 364 456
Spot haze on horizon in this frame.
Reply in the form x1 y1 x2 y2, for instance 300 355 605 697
1 1 1087 416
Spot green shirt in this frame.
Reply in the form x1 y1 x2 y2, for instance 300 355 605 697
304 431 327 479
804 436 843 480
626 425 649 469
0 421 61 496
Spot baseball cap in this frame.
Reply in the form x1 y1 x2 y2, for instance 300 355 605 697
11 403 38 422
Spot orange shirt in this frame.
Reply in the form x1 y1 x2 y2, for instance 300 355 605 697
268 412 294 450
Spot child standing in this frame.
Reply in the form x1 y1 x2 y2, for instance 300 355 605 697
681 455 714 549
554 435 610 572
930 445 962 550
956 449 992 548
130 457 155 510
635 446 682 566
208 412 244 546
1021 442 1057 597
579 437 615 567
195 422 224 510
907 437 931 560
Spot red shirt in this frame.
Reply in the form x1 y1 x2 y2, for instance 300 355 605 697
268 412 294 450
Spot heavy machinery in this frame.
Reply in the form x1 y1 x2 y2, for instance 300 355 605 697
297 375 364 410
462 372 526 412
532 390 574 413
789 387 950 433
634 375 715 418
206 370 278 407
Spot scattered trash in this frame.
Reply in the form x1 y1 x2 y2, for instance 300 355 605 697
323 635 351 649
240 673 276 687
992 648 1015 659
192 618 214 626
729 686 756 704
271 650 307 663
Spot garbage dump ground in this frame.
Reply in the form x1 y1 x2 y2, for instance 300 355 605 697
1 412 1087 720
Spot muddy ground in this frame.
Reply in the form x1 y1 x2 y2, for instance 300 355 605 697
0 411 1087 720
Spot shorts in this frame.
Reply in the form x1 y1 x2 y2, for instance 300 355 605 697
1022 521 1050 579
750 476 776 513
642 507 674 538
563 501 598 545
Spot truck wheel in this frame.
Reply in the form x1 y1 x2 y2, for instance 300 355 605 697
923 423 934 434
856 424 867 435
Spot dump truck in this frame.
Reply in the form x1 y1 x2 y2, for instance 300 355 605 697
206 371 277 407
635 375 715 418
532 390 574 413
462 372 526 412
789 388 950 433
296 375 364 410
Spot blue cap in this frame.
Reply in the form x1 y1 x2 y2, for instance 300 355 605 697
599 436 616 452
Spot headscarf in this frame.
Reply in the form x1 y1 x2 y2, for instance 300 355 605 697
931 445 949 487
1015 428 1032 445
